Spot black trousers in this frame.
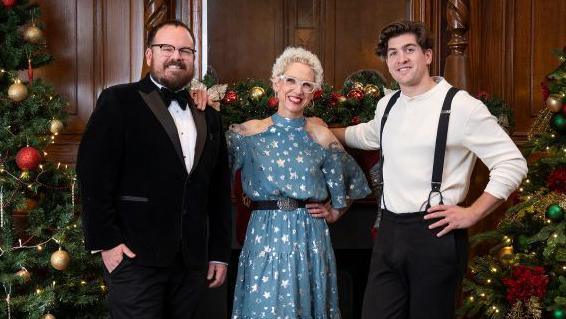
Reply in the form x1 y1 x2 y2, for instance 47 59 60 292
103 254 206 319
362 209 468 319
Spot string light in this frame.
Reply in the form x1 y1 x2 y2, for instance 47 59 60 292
490 267 497 273
486 279 492 284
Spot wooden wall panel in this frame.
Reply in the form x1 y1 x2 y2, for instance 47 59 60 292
207 0 285 84
330 0 407 86
207 0 410 87
36 0 144 164
469 0 566 143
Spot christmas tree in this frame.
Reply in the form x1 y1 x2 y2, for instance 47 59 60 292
459 48 566 319
1 1 105 318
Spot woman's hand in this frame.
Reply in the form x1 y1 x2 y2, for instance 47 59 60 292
307 202 342 223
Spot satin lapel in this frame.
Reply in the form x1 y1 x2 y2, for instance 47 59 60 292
189 104 207 175
138 90 185 167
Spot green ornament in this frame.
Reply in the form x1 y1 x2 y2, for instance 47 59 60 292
546 204 565 222
553 308 565 319
551 113 566 133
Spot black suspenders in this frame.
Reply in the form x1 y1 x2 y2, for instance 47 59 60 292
377 87 460 213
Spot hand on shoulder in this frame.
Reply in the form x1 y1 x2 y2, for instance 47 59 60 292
306 121 344 150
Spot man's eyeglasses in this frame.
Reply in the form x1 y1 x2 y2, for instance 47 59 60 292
150 44 196 59
278 75 319 94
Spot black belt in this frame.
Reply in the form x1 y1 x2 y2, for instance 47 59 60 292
250 198 323 211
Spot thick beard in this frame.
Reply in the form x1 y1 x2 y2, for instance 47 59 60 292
152 60 194 90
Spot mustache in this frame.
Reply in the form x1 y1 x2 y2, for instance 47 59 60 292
164 60 186 69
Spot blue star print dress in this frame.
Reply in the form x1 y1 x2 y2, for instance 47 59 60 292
227 114 371 319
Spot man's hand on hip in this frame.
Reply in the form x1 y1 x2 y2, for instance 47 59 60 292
101 244 136 273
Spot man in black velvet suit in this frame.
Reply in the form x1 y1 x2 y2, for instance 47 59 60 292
76 20 232 318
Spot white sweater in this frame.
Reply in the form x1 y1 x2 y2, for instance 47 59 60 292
345 78 528 213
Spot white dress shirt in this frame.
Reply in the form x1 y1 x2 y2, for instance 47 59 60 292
345 77 528 213
150 76 197 173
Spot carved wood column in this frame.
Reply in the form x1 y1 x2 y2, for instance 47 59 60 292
444 0 470 90
140 0 176 78
140 0 204 79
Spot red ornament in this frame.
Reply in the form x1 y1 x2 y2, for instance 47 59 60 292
351 116 362 125
313 89 323 100
16 146 42 171
2 0 16 8
267 96 279 108
347 88 364 101
27 59 33 82
547 167 566 194
223 90 238 104
502 265 548 304
562 103 566 116
329 93 345 107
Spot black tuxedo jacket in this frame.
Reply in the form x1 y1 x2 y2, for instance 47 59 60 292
76 75 232 269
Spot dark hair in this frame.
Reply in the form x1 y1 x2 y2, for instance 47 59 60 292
146 20 195 47
375 20 433 59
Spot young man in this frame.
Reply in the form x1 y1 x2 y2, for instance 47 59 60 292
331 20 527 319
76 20 232 318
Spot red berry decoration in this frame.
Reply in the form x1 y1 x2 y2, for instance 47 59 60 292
223 90 238 104
2 0 16 8
313 89 323 100
347 88 364 101
267 96 279 108
547 167 566 194
330 93 345 107
351 116 361 125
16 146 42 171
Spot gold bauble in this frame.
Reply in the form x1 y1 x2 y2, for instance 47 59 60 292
49 119 64 135
498 246 514 265
50 249 71 271
351 82 364 90
249 86 265 102
363 84 381 97
8 81 28 102
15 269 31 283
23 25 44 44
546 95 563 113
41 314 56 319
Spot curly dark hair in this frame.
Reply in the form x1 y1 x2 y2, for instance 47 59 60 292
146 20 195 47
375 20 433 59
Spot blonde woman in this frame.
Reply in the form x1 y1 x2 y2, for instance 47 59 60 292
227 47 370 318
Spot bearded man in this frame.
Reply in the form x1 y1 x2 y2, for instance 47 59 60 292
76 20 232 319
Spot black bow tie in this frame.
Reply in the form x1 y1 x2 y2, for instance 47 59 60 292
160 87 189 110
